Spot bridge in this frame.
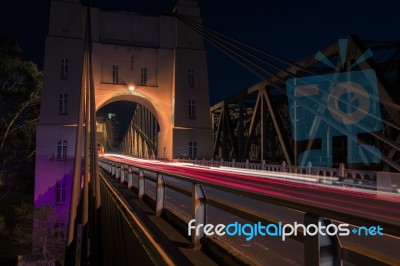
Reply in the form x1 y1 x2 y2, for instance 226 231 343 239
32 0 400 265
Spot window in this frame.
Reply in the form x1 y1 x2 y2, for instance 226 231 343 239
189 99 196 119
55 181 66 203
59 93 67 114
54 222 65 239
140 67 147 85
112 65 119 83
189 141 197 159
188 68 195 87
60 58 68 80
57 140 67 160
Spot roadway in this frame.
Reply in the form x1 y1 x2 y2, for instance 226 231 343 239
102 154 400 265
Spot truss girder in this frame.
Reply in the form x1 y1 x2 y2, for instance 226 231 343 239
211 35 400 170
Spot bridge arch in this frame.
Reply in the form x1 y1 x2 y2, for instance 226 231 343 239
97 92 167 133
96 89 173 159
96 92 166 158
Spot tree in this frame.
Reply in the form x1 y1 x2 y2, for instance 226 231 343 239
0 215 4 233
32 206 66 265
11 201 33 253
0 37 42 198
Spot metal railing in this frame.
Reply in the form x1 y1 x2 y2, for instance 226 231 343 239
99 169 174 266
175 158 377 180
176 158 400 194
99 157 400 266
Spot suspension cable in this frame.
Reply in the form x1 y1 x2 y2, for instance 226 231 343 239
172 12 400 171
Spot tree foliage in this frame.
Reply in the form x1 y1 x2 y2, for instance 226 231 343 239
11 201 33 252
32 206 66 264
0 37 42 196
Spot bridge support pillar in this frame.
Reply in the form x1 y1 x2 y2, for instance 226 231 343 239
192 184 207 246
304 213 341 266
138 169 145 199
155 174 165 216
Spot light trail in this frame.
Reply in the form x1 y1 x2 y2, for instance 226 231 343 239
103 154 400 226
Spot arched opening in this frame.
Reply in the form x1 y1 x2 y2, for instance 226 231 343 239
96 100 160 159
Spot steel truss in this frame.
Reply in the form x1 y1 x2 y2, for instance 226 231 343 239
119 104 159 158
211 35 400 170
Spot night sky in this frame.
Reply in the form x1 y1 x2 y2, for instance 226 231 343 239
2 0 400 104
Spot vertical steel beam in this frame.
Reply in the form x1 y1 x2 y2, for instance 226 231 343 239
238 99 244 161
262 88 293 165
260 92 267 161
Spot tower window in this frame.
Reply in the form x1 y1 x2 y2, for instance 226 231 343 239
55 181 66 203
54 222 65 239
112 65 119 83
130 55 134 71
140 67 147 85
59 93 68 114
189 141 197 159
188 68 195 87
57 140 67 160
189 99 196 119
60 58 68 80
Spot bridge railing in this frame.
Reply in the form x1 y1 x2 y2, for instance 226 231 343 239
98 166 174 265
99 157 400 266
174 158 392 190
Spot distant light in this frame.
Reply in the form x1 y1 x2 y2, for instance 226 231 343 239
129 85 135 91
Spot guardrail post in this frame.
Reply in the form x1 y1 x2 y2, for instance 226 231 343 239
304 213 341 266
112 163 116 177
155 174 165 216
107 162 111 173
338 163 345 178
192 183 207 246
120 166 126 183
116 164 121 179
307 161 312 175
138 169 145 199
281 161 287 172
127 168 133 189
